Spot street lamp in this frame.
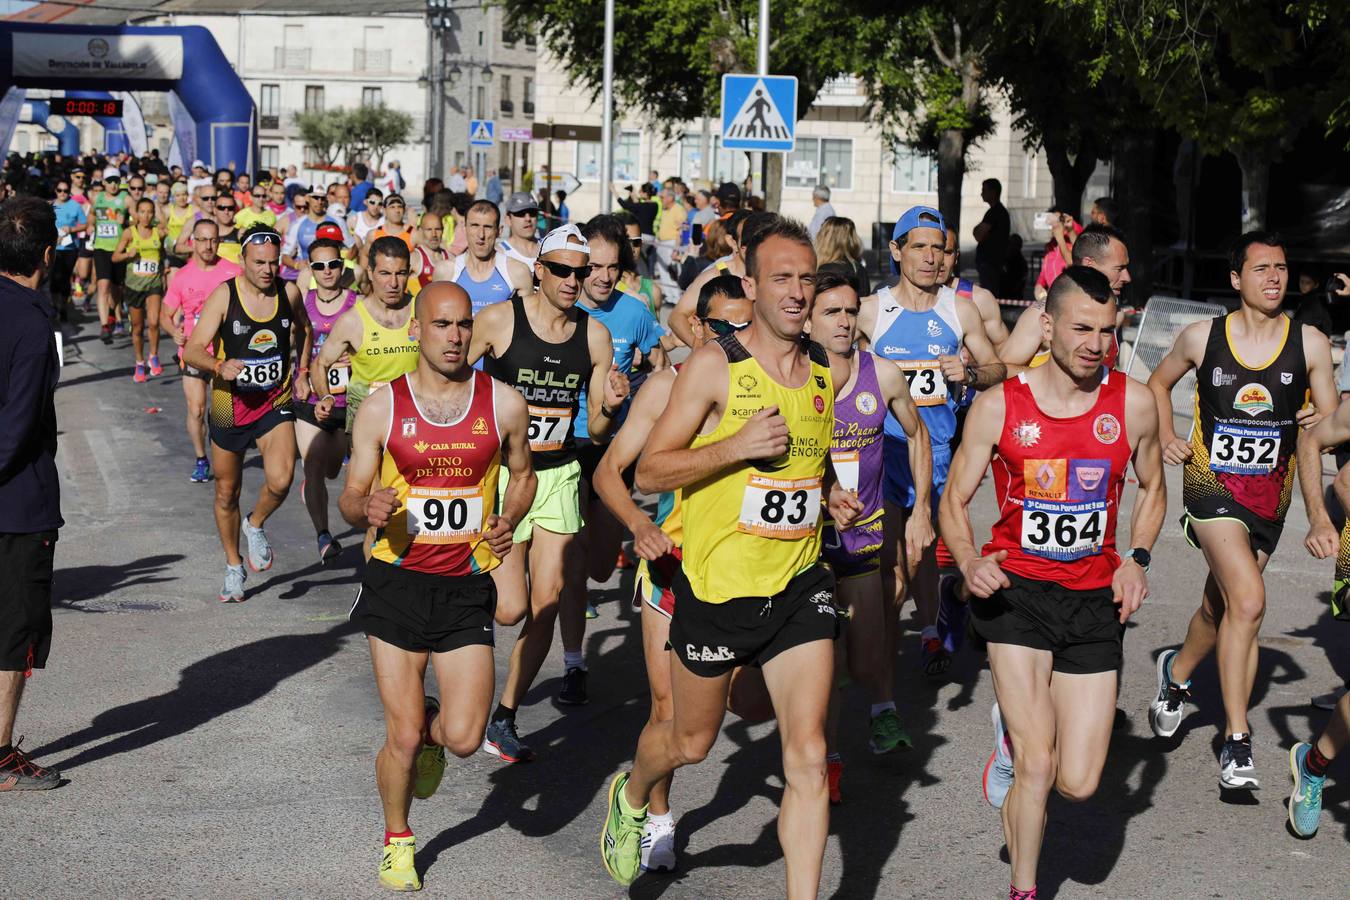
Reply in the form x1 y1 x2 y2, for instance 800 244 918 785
447 61 462 86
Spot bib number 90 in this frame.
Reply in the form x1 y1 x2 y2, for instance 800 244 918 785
406 488 483 544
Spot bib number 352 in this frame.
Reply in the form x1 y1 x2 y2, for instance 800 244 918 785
738 475 822 540
1021 499 1106 561
1209 423 1278 474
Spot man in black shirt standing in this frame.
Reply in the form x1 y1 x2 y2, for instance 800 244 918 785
0 196 63 791
973 177 1010 293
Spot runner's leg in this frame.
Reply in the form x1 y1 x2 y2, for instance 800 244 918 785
145 294 162 361
429 644 496 758
499 528 573 709
296 419 332 535
626 655 732 807
250 421 296 529
368 635 430 833
211 444 245 566
843 572 890 705
0 670 24 746
129 304 145 362
1050 670 1117 800
491 537 530 626
182 377 207 459
639 599 675 815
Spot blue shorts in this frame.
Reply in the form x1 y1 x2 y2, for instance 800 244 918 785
882 435 950 512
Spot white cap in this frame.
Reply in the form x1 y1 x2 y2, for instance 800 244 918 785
538 224 589 258
102 166 120 179
190 159 206 170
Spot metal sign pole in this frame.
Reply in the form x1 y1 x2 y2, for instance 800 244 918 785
600 0 615 212
755 0 768 199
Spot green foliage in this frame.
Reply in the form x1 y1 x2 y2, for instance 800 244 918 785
293 105 413 170
349 104 414 170
293 108 349 167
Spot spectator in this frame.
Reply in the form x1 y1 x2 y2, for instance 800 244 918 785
486 168 506 205
688 189 716 230
678 216 729 290
648 169 661 193
972 177 1010 291
713 181 741 216
380 160 405 195
807 185 836 240
555 190 570 224
1033 210 1082 301
0 195 63 792
814 216 871 297
446 167 467 193
187 159 212 193
464 166 479 198
349 162 373 210
1090 196 1118 226
614 181 659 235
1286 271 1335 338
1000 234 1028 299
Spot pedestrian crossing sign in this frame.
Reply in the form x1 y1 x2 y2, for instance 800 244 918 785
469 119 495 147
721 74 797 151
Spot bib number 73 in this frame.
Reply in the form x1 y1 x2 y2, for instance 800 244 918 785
898 361 948 406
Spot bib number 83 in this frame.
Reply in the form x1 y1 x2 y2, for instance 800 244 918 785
760 489 810 525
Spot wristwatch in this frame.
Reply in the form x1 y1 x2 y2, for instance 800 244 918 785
1123 548 1151 571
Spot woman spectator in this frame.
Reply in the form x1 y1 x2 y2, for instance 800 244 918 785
814 216 871 297
1033 209 1081 301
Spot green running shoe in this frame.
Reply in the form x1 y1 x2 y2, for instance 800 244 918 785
413 696 446 800
600 772 647 885
1288 742 1325 837
869 708 913 754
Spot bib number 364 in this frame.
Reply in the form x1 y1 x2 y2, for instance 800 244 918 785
738 475 822 540
1021 499 1106 561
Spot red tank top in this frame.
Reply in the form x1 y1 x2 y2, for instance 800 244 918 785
414 245 448 289
983 370 1132 589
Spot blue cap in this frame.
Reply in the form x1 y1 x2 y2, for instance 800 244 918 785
890 205 947 273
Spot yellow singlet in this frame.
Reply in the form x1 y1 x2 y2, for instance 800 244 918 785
165 205 193 246
352 296 419 386
681 333 834 603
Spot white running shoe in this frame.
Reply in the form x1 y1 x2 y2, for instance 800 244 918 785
640 818 676 872
219 564 246 603
1148 649 1189 738
1220 734 1258 790
241 513 274 573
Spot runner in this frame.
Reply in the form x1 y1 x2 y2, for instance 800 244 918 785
235 182 277 233
339 282 536 891
858 206 1005 679
1146 231 1336 790
50 177 87 323
593 273 751 872
181 225 306 603
556 214 668 706
160 218 242 483
450 200 532 315
281 186 339 274
469 224 628 762
599 218 863 894
499 192 541 269
810 268 935 772
409 211 451 297
91 170 127 343
350 186 384 245
110 197 166 382
668 209 758 346
361 194 415 267
938 265 1166 900
294 238 360 565
162 182 194 278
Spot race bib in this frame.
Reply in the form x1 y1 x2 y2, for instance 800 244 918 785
899 361 948 406
1209 423 1279 474
326 364 350 395
405 486 485 544
132 257 159 276
831 450 860 494
1021 499 1106 561
235 355 284 391
527 405 572 452
95 221 118 239
738 474 823 540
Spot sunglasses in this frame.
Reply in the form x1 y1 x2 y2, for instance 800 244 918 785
201 195 218 202
56 188 70 195
509 209 536 217
701 317 751 337
366 197 380 204
129 186 145 191
629 237 643 247
540 259 591 281
91 181 103 188
252 192 265 198
310 258 344 271
216 204 237 212
243 231 282 247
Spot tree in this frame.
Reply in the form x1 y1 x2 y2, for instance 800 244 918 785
293 108 353 168
349 104 414 173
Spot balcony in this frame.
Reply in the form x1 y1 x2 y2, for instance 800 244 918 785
259 114 280 130
500 99 514 115
354 48 391 74
274 47 311 71
522 100 534 116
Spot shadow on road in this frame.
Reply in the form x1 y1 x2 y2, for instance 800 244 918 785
53 553 185 610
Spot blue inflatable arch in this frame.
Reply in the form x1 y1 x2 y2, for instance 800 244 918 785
0 23 255 169
20 98 80 156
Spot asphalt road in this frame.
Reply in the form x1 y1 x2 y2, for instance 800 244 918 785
2 314 1347 899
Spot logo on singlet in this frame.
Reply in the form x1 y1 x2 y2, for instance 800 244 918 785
926 320 943 337
402 417 417 438
472 416 489 435
1234 383 1273 416
1093 414 1121 444
1280 372 1293 385
855 392 878 415
814 395 825 414
738 374 758 392
1212 367 1236 387
1011 420 1041 448
249 330 278 353
414 440 430 453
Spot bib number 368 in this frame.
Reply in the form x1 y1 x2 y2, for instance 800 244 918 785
738 475 822 540
1021 499 1106 561
235 355 284 391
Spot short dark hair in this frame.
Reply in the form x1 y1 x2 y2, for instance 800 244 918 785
740 211 779 250
0 196 55 277
1072 224 1128 265
813 268 856 298
1230 230 1285 274
982 178 1002 196
352 162 369 179
308 237 344 258
725 208 751 243
1092 196 1118 224
1046 265 1114 314
580 214 635 276
240 222 281 258
696 273 746 319
135 197 155 212
369 234 411 266
190 216 219 235
466 198 501 225
745 217 813 279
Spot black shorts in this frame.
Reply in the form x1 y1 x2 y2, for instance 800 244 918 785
1181 495 1283 558
78 245 93 260
292 399 347 433
0 531 58 673
669 564 839 677
351 559 496 653
575 436 633 502
166 254 188 270
182 361 211 382
209 406 294 455
92 249 125 283
970 571 1123 675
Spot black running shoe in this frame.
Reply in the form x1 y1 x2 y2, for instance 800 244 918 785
558 667 589 705
0 740 60 791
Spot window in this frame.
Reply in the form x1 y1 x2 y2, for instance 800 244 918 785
500 75 513 114
477 30 484 47
260 84 280 118
784 140 819 188
304 85 324 113
577 131 641 182
260 144 280 171
785 137 852 190
503 25 519 48
454 151 465 168
523 77 534 115
891 144 937 193
362 86 383 107
679 134 707 181
475 85 486 119
681 134 750 183
1021 149 1039 199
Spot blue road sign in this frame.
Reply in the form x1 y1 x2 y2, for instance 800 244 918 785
469 119 495 147
721 74 797 151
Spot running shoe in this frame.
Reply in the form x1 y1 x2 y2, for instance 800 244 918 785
936 573 969 653
99 322 111 344
1312 688 1346 711
148 354 163 377
413 696 446 800
190 457 210 483
132 362 146 383
585 600 599 619
558 667 589 706
640 818 677 872
868 708 912 754
600 772 646 886
1288 742 1325 837
318 531 342 566
113 319 125 337
983 702 1015 809
0 739 60 791
1148 649 1190 738
219 564 247 603
482 717 534 763
241 513 274 572
827 759 843 805
379 834 420 892
1220 734 1258 790
921 635 951 677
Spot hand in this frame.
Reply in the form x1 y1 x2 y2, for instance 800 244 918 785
1297 405 1323 430
826 484 865 529
217 358 245 381
602 364 630 412
1161 437 1193 466
484 514 515 559
293 376 310 403
1111 558 1148 624
1333 273 1350 297
1305 521 1339 559
904 512 935 574
1051 215 1065 240
314 394 335 422
632 520 676 561
364 487 399 528
939 354 967 383
961 550 1011 599
733 405 789 461
172 329 186 347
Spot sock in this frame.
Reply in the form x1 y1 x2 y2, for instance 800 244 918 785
1010 886 1036 900
563 649 585 671
870 701 896 718
1165 654 1190 688
1306 744 1332 777
827 751 842 764
493 703 515 723
196 456 207 464
921 625 939 642
384 828 412 845
646 810 674 828
1230 732 1250 743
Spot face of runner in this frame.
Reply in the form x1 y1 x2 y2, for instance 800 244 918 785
270 183 285 206
1083 237 1131 298
808 284 860 355
624 223 643 266
242 239 279 291
237 175 251 194
369 250 411 307
307 193 328 219
535 249 588 311
197 188 217 212
1042 286 1116 380
466 207 500 261
134 198 154 227
583 237 619 304
292 193 308 215
419 213 443 249
155 183 169 204
938 230 959 284
690 293 754 348
412 283 474 377
215 171 232 191
173 187 189 207
310 246 343 290
127 179 146 203
215 197 237 228
893 225 944 290
1230 242 1287 313
745 234 816 341
383 199 406 226
508 206 537 240
250 188 266 210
